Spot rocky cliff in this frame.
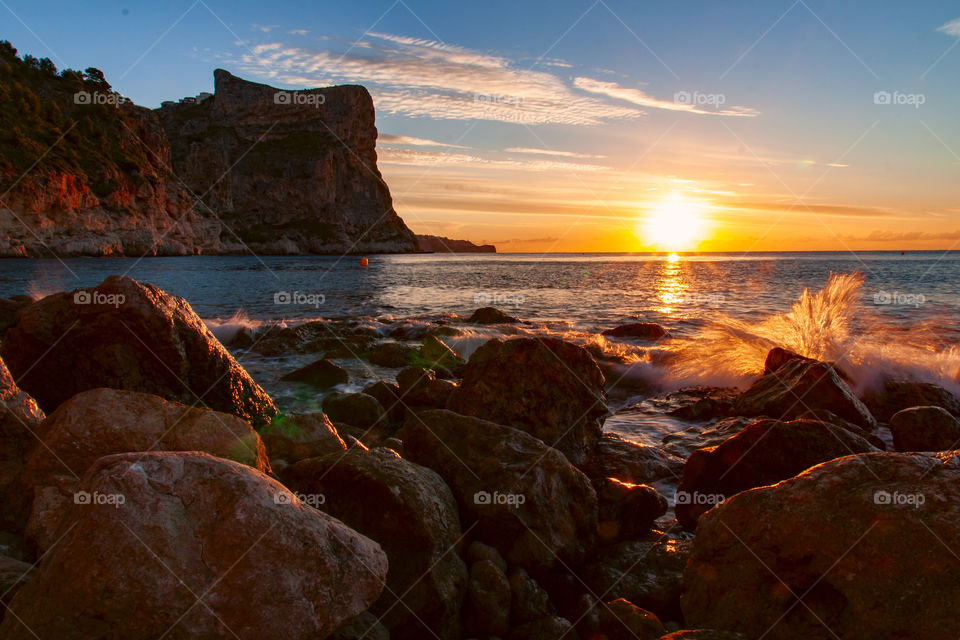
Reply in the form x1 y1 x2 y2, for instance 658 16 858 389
416 235 496 253
157 69 418 254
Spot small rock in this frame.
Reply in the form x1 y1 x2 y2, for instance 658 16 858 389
467 307 519 324
397 366 455 409
598 598 666 640
509 566 555 624
890 405 960 451
602 323 668 340
418 334 465 370
579 434 683 485
594 478 667 542
280 358 349 389
861 380 960 423
328 612 389 640
260 412 346 463
363 380 406 423
507 616 579 640
467 540 508 574
322 392 386 428
369 342 415 368
466 559 511 636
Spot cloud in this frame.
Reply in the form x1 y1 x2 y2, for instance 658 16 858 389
379 134 466 148
937 18 960 37
378 148 609 173
574 77 760 117
505 147 604 159
225 33 645 125
857 229 960 241
725 200 896 217
288 29 309 36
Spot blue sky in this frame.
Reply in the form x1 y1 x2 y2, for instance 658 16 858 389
3 0 959 251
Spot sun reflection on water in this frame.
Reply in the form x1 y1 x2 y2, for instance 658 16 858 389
654 255 687 315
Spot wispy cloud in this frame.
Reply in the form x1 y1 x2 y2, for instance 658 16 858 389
288 29 309 36
379 134 466 148
505 147 604 159
225 33 647 125
378 148 609 172
574 77 760 117
937 18 960 37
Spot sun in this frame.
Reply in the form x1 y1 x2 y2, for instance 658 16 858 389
638 192 711 251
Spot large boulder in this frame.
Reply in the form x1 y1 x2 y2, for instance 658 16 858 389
447 338 607 464
732 355 876 430
861 380 960 423
683 451 960 639
675 419 878 529
579 434 683 485
21 387 269 551
890 406 960 452
602 323 668 340
280 448 467 640
0 452 388 640
260 412 346 463
402 409 597 569
322 391 386 428
0 276 276 425
0 356 44 528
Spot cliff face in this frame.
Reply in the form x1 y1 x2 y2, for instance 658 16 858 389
157 70 418 255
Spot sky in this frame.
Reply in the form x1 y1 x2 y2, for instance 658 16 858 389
3 0 959 252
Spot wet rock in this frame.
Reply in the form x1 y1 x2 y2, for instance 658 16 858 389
890 406 960 451
862 380 960 422
466 559 511 636
507 616 579 640
260 412 346 463
279 358 349 389
329 612 390 640
732 355 876 430
378 437 404 455
683 451 960 640
660 417 755 459
467 540 508 574
280 448 466 640
467 306 519 324
369 341 416 368
397 366 455 409
794 409 886 449
602 323 668 340
0 554 34 606
582 533 692 622
418 334 465 371
509 566 555 624
447 338 607 464
1 452 388 640
0 275 277 425
675 418 878 530
322 392 386 429
579 434 683 485
0 297 31 335
23 387 269 551
402 409 597 569
363 380 406 424
0 356 44 529
598 598 666 640
657 632 748 640
594 478 667 543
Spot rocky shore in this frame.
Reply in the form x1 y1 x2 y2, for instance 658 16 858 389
0 275 959 639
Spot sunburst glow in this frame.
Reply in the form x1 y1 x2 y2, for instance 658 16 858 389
638 193 711 251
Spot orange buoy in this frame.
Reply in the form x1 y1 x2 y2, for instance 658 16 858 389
360 257 369 267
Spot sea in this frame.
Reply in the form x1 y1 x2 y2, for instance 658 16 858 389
1 251 958 452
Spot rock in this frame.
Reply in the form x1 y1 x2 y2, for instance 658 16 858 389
794 409 886 450
403 409 597 569
732 355 876 430
602 323 668 340
662 387 740 421
862 380 960 422
675 419 878 530
369 342 415 368
397 366 456 409
447 338 607 464
0 554 34 605
0 355 44 528
279 448 466 640
579 434 683 485
1 452 388 640
466 559 511 636
467 306 519 324
763 347 815 374
509 566 555 624
363 380 406 424
683 451 960 640
0 275 277 425
582 534 692 622
467 540 508 574
657 632 748 640
279 358 349 389
507 616 579 640
322 392 386 429
594 478 667 543
660 417 756 459
0 298 31 335
598 598 666 640
158 69 419 254
329 612 390 640
890 406 960 451
416 234 496 253
378 437 404 455
21 387 269 551
260 412 346 463
418 334 465 370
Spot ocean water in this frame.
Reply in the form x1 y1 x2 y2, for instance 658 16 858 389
1 252 958 439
